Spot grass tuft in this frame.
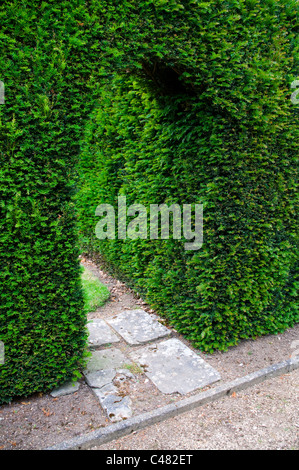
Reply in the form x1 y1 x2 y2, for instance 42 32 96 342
81 266 110 313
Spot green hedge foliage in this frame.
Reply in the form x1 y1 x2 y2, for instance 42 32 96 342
77 0 299 352
0 0 298 407
0 0 109 404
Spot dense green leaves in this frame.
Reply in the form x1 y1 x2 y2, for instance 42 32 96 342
0 1 298 406
0 0 110 404
77 0 298 352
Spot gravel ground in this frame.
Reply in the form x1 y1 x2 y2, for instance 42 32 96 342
93 369 299 451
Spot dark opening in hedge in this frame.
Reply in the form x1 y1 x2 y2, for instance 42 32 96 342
141 61 198 98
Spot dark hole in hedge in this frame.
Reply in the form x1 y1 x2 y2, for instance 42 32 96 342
141 61 196 97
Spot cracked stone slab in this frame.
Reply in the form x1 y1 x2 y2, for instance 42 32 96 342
106 309 171 345
87 319 120 348
105 396 132 422
93 383 118 401
92 384 133 422
84 348 131 374
130 338 221 395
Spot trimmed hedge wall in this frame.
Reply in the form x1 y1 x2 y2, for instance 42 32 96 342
0 0 298 406
77 0 299 352
0 0 107 404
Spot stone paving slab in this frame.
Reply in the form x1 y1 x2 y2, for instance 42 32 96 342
87 370 136 423
50 381 80 398
83 349 134 422
93 386 133 422
87 319 120 348
84 348 131 374
106 309 171 345
84 369 116 389
130 338 221 395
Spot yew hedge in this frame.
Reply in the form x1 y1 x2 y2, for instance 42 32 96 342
76 0 299 352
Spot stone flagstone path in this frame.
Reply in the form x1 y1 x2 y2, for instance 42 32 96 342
51 309 221 423
106 309 171 345
87 319 120 348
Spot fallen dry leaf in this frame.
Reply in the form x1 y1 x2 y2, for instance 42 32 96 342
41 408 52 417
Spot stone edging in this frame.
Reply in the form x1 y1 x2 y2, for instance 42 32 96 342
46 356 299 450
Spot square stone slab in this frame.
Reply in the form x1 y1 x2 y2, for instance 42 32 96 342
87 319 120 348
84 348 131 374
106 309 171 345
130 338 221 395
